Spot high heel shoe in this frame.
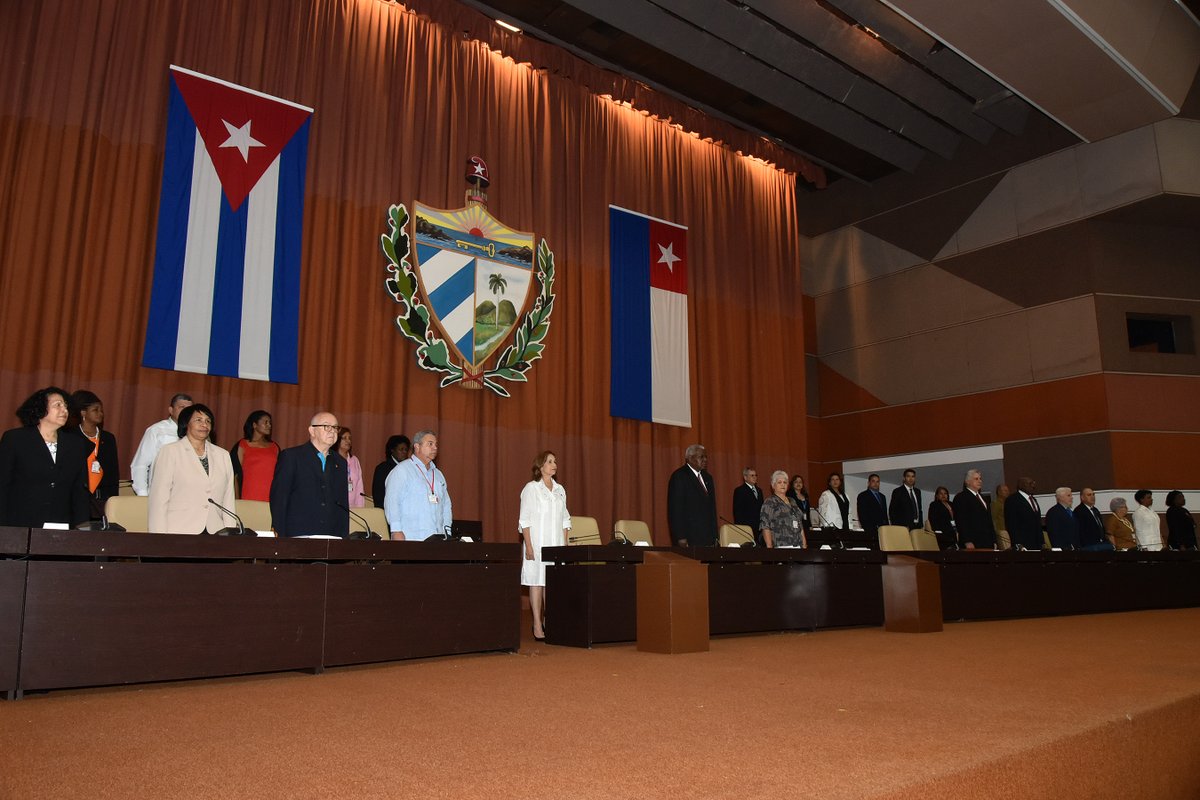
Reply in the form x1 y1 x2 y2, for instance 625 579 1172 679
532 625 546 642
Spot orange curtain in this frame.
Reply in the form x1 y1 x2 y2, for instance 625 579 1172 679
0 0 809 540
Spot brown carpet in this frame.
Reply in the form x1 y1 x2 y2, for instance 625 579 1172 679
2 609 1198 799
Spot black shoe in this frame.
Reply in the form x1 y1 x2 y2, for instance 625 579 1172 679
532 626 546 642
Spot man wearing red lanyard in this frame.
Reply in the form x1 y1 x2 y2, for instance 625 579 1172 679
384 429 453 541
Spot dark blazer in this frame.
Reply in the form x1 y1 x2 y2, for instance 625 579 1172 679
786 490 812 532
732 482 764 539
1073 504 1108 548
1165 506 1197 550
856 489 889 537
1045 504 1080 549
889 485 923 528
952 489 995 548
928 501 954 535
1004 492 1043 551
61 425 120 514
0 426 91 527
667 464 717 546
371 457 399 510
269 443 350 538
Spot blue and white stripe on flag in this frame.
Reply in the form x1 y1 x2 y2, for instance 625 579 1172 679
143 66 312 383
610 205 691 427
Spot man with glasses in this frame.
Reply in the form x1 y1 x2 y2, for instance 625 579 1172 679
269 412 350 538
384 429 452 541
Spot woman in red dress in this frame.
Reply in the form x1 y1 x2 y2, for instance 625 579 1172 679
232 410 279 501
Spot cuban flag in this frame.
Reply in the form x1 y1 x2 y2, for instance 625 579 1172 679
143 66 313 383
609 205 691 427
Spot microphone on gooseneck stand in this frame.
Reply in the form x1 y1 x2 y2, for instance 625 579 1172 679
339 501 381 541
718 515 756 547
208 498 253 536
611 530 632 546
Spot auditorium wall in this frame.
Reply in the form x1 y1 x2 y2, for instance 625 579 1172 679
0 0 813 541
803 118 1200 492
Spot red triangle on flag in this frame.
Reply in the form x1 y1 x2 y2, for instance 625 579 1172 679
171 67 312 211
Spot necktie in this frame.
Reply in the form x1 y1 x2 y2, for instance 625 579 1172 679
1030 496 1039 513
697 472 707 493
1092 507 1101 526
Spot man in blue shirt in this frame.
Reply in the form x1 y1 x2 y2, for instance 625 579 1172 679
384 429 452 540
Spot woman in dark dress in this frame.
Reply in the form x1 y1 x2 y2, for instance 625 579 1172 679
0 387 90 528
1164 491 1197 550
786 474 812 533
928 485 956 547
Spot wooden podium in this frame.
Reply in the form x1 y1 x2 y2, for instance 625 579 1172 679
882 555 942 633
636 550 709 653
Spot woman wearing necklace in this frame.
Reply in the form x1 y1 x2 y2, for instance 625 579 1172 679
148 403 236 534
818 471 851 530
61 390 121 519
335 427 365 508
1104 497 1137 551
0 386 90 528
519 451 570 642
761 470 807 548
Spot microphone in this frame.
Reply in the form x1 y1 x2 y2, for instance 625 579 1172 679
338 501 381 541
718 515 756 547
360 492 374 504
611 530 632 546
208 498 254 536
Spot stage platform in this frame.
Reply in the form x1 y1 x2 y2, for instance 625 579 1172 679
1 609 1197 798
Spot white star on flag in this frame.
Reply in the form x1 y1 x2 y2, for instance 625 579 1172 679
657 242 681 271
219 119 265 161
472 162 486 177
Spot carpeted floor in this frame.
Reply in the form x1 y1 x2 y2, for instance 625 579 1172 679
2 609 1198 799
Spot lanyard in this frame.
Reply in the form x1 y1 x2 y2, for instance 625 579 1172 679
413 459 437 494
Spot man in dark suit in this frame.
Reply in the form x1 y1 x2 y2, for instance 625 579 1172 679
667 444 717 547
731 467 763 544
889 468 922 528
1073 487 1115 551
856 473 889 537
1045 487 1081 549
952 468 995 549
269 411 350 538
1004 476 1043 551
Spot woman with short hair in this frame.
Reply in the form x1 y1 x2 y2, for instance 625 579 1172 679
1164 491 1196 550
1104 497 1137 551
148 404 236 534
928 486 956 545
519 451 570 642
761 470 806 548
0 387 90 528
1131 490 1163 551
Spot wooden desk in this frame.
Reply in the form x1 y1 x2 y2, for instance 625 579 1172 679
1 527 28 698
12 531 521 695
911 549 1200 620
543 545 885 647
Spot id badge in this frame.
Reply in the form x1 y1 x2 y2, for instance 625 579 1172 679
792 519 799 529
91 461 102 474
428 493 439 504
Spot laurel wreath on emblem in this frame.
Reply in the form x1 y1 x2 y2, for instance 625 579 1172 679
381 203 556 397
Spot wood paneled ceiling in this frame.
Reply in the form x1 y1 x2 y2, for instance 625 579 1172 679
465 0 1200 190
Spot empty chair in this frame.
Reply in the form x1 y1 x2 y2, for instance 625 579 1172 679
613 519 652 545
568 515 602 545
234 499 273 535
104 495 149 532
878 524 913 551
118 479 135 497
349 506 389 538
719 523 754 547
909 528 939 551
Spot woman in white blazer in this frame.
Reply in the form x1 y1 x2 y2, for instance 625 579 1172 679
148 404 236 534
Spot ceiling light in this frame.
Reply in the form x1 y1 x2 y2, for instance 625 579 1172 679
496 19 521 33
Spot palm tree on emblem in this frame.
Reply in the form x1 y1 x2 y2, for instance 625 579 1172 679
488 272 508 324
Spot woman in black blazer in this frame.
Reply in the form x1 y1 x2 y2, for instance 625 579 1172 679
0 387 91 527
61 389 120 518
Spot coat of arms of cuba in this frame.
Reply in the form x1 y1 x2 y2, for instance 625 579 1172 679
381 157 556 397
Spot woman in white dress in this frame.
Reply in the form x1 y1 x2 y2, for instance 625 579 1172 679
519 451 570 641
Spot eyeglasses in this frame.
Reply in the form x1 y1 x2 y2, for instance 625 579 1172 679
310 424 340 432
